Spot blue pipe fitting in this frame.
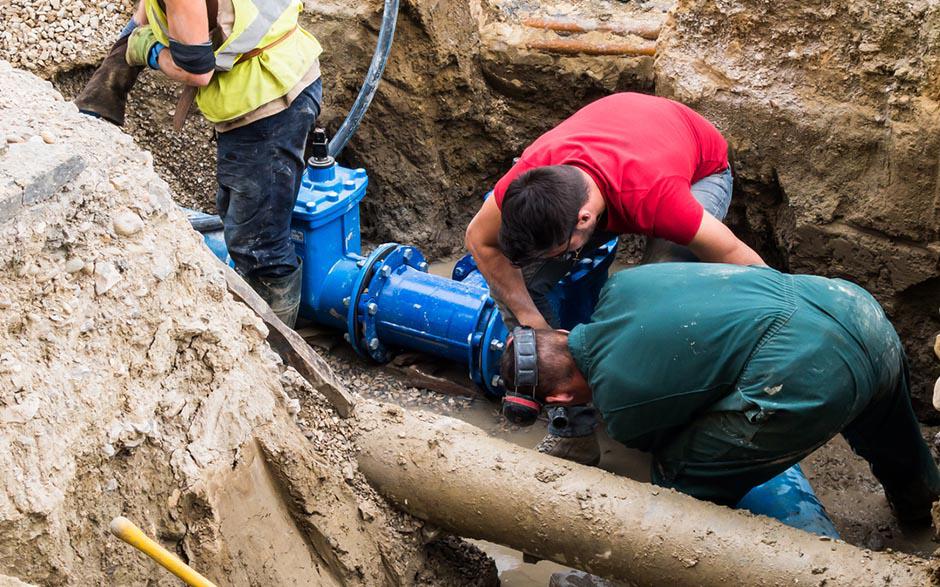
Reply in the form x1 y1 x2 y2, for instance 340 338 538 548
291 164 369 328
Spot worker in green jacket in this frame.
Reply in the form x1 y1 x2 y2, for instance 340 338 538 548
500 263 940 521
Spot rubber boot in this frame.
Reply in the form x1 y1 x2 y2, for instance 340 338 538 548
245 262 303 328
535 433 601 467
73 34 143 126
882 477 940 525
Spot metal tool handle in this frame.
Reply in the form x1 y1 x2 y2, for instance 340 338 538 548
109 516 217 587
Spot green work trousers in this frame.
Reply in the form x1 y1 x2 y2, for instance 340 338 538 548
650 295 940 507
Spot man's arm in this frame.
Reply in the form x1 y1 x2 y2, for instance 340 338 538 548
157 0 213 87
687 211 765 266
466 197 552 330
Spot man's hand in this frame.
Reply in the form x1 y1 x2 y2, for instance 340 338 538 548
687 211 765 266
466 197 550 329
125 25 160 67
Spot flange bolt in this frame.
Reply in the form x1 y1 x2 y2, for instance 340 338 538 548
368 338 380 350
489 339 505 351
367 302 378 315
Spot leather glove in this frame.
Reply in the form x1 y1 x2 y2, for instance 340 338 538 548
125 25 160 67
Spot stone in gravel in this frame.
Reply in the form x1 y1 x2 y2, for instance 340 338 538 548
93 260 121 294
112 209 143 236
5 135 24 144
40 131 56 144
63 257 83 273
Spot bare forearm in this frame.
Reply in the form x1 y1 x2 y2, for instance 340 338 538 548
719 242 765 266
695 239 765 266
688 213 766 266
158 0 213 86
471 244 549 329
156 49 213 86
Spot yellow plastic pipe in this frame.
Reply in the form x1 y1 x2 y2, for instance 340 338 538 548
109 516 216 587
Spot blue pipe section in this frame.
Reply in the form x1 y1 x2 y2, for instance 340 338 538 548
188 158 839 539
737 464 840 538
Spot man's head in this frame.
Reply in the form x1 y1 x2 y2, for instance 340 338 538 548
499 165 601 266
499 329 591 406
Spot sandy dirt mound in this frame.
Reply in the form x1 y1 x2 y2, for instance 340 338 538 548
0 61 494 586
655 0 940 416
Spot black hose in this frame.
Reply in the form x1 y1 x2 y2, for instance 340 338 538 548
327 0 399 159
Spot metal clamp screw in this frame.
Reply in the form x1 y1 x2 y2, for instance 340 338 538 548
489 339 505 351
368 338 380 350
366 302 378 315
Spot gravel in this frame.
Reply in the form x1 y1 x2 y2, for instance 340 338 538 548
0 0 134 76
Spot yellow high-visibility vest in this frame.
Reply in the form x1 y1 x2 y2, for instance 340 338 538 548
146 0 322 123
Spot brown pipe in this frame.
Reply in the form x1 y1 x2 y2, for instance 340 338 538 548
522 16 661 41
355 403 935 587
525 38 656 57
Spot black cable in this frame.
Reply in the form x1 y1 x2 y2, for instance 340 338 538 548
327 0 399 159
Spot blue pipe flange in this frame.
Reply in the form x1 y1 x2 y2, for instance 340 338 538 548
562 238 618 283
357 245 428 362
346 242 399 359
477 309 510 397
452 254 477 282
465 296 496 388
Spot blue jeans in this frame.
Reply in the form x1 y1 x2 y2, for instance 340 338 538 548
216 78 322 279
547 167 735 437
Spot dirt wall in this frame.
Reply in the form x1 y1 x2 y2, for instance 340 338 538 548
655 0 940 417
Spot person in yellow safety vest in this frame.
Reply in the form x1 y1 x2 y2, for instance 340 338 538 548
74 0 323 327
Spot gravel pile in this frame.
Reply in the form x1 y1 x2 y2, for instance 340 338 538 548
0 0 133 75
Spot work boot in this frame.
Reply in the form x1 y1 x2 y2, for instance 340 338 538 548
245 262 303 328
883 478 940 525
536 432 601 467
73 34 143 126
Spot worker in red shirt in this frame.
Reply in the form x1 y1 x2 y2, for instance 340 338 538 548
465 92 765 466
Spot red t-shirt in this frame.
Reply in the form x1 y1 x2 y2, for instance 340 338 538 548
493 93 728 245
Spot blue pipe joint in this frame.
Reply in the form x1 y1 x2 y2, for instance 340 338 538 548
736 464 840 538
357 245 501 371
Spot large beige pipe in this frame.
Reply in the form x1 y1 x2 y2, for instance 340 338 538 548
356 403 935 587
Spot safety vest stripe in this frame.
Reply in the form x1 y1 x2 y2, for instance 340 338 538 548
147 2 170 40
215 0 294 71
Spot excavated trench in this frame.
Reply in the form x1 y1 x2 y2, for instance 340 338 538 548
49 0 940 415
5 0 940 583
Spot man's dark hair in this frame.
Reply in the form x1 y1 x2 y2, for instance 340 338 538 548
498 165 589 265
500 329 577 402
